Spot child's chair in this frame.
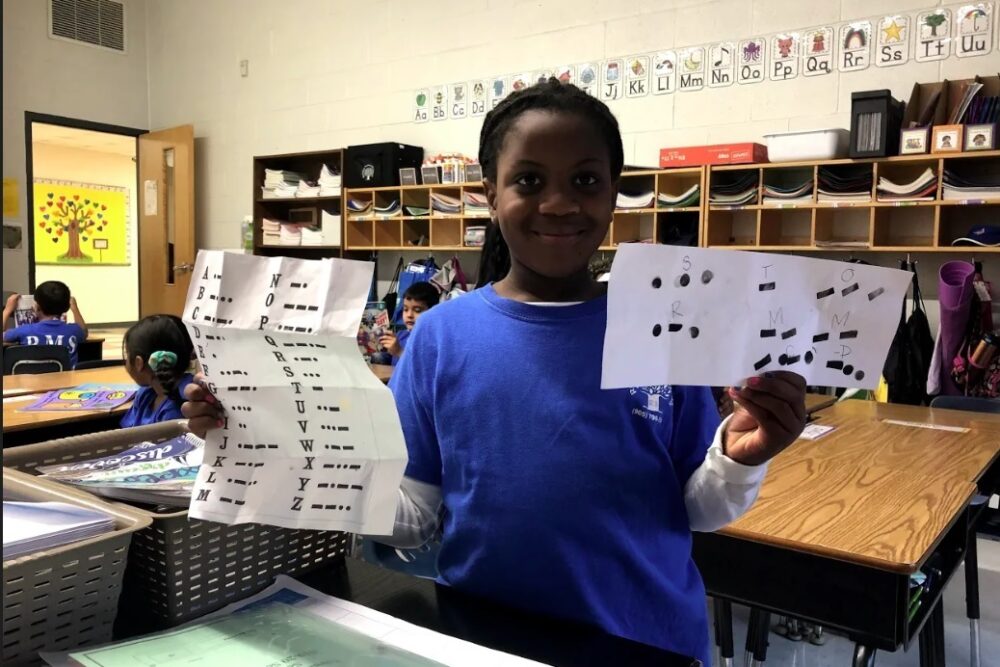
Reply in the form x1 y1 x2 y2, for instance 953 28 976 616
3 345 71 374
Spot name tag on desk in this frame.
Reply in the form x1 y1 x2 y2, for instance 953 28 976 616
881 419 970 434
798 423 837 440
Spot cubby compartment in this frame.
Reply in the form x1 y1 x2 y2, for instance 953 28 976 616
345 219 375 248
402 188 431 217
346 191 374 219
617 172 657 212
462 184 490 219
938 204 999 248
656 169 702 210
658 211 700 247
403 219 431 247
374 219 402 247
611 212 655 245
430 187 462 217
758 209 811 247
813 208 872 248
875 159 939 202
872 207 936 249
761 167 814 206
705 209 758 247
708 168 760 207
374 190 401 218
430 218 463 247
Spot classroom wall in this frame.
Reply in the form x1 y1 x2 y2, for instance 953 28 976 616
2 0 150 294
142 0 1000 325
31 143 140 324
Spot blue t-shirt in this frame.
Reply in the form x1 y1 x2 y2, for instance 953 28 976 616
390 329 411 367
3 319 86 368
389 285 720 663
120 374 194 428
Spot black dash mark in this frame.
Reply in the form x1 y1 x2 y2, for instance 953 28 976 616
759 282 776 292
867 287 885 301
841 283 859 297
312 386 323 391
754 354 772 371
668 323 683 333
652 277 662 288
652 324 662 337
234 500 246 506
220 497 234 504
785 354 801 364
781 328 797 340
760 329 776 338
813 333 829 343
839 330 858 340
816 287 835 299
290 282 308 288
826 360 844 370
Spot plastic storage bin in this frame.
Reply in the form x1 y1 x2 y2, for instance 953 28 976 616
763 129 850 162
2 468 150 666
2 421 351 631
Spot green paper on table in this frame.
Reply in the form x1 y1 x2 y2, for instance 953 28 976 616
70 602 448 667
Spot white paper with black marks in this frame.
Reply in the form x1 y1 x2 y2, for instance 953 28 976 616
182 251 407 534
602 245 912 391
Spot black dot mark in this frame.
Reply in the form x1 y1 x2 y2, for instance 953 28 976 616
652 277 662 288
701 270 714 284
652 324 662 337
855 370 865 381
678 273 691 287
804 351 814 364
779 354 788 365
843 364 854 376
689 327 699 339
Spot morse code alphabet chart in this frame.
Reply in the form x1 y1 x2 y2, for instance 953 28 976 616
602 245 913 391
182 251 407 535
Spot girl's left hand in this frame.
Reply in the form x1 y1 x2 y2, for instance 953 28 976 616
724 371 807 466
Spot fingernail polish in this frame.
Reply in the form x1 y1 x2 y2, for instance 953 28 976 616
748 377 761 387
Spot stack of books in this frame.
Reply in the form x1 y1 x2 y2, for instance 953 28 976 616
262 169 302 199
262 218 281 245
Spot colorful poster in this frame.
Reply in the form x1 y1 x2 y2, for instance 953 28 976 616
769 33 801 81
430 86 447 121
956 3 993 57
916 9 952 61
576 63 598 95
469 80 488 116
839 21 872 71
534 69 554 84
413 90 429 123
652 51 677 94
625 55 650 97
876 15 911 66
677 47 706 92
22 388 135 412
708 42 735 88
489 76 508 108
33 180 129 266
555 65 575 85
737 38 765 84
601 59 624 101
449 82 468 120
510 73 532 94
802 26 834 76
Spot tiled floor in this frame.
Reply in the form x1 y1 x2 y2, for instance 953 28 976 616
711 539 1000 666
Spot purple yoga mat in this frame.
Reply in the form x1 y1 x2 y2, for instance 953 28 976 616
935 261 975 395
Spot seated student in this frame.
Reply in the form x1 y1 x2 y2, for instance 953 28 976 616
2 282 88 368
379 282 440 366
120 315 194 427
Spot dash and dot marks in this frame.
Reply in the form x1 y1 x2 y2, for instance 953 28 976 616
650 273 704 340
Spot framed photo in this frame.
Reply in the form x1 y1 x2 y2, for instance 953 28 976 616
964 124 996 152
931 124 963 153
420 166 440 185
899 127 930 155
399 167 417 185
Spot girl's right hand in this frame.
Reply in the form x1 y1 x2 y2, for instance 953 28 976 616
181 375 224 438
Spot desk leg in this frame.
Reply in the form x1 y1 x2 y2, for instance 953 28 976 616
713 599 735 667
749 609 771 666
852 644 876 667
965 535 981 667
919 601 947 667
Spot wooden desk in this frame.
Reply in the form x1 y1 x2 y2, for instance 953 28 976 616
3 365 131 398
3 395 130 434
805 392 837 414
295 558 700 667
695 402 1000 664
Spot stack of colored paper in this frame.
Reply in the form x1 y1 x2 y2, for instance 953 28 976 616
763 179 813 203
818 166 873 202
375 200 401 217
430 192 461 215
463 191 489 216
3 501 114 559
262 169 302 199
616 191 655 209
877 168 938 201
262 218 281 245
657 184 700 208
318 164 341 197
347 199 373 218
942 169 1000 201
709 172 758 205
296 180 320 197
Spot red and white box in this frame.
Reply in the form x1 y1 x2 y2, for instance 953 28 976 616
659 143 768 167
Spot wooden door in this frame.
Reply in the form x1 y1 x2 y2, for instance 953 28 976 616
138 125 195 316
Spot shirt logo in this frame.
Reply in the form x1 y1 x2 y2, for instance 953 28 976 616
629 385 673 423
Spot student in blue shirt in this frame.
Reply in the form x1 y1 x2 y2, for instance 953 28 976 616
120 314 194 427
183 80 807 663
3 281 88 368
379 282 440 367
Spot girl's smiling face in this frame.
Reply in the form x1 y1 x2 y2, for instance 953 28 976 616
485 109 617 280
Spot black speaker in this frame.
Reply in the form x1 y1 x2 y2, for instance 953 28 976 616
344 143 424 188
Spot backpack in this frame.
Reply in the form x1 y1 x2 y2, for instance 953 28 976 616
882 261 935 405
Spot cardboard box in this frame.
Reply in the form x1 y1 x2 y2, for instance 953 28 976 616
660 143 768 167
903 75 1000 128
